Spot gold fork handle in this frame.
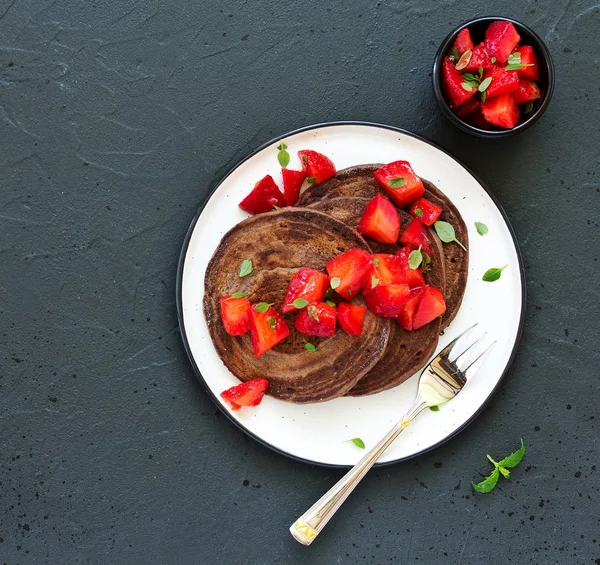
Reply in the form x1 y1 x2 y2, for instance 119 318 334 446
289 422 403 545
290 395 428 546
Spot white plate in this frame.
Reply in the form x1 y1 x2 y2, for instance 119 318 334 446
176 122 525 467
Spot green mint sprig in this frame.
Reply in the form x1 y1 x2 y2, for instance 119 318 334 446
472 439 526 493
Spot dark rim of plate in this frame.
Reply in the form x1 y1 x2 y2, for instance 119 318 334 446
175 121 527 469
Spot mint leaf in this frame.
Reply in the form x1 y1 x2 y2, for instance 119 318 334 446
253 302 274 313
480 90 487 103
408 248 423 270
524 100 534 114
239 259 253 277
346 438 365 449
388 177 406 189
472 467 500 493
429 405 439 412
474 221 488 236
450 47 460 61
461 82 475 92
434 220 467 251
478 76 492 92
482 265 507 282
497 438 525 468
326 300 336 307
490 56 497 63
292 298 309 309
306 176 316 184
371 276 379 289
277 142 290 168
229 292 246 299
330 277 341 289
373 257 380 267
267 316 277 331
507 52 521 66
305 342 317 352
414 207 423 218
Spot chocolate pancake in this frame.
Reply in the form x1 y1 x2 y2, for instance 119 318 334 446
203 208 391 403
307 196 446 396
299 165 468 329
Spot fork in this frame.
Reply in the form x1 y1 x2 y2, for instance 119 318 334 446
289 324 494 546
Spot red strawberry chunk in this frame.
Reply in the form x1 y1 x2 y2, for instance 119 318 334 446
481 92 519 129
408 197 443 226
298 150 336 184
442 57 476 108
281 168 306 206
326 248 372 300
395 246 426 288
358 194 400 244
399 218 433 256
248 304 290 357
412 286 446 329
513 45 541 81
239 175 286 215
453 28 474 56
364 283 411 318
484 20 520 64
484 66 519 99
455 97 481 119
220 295 251 336
396 287 425 331
220 378 269 411
337 303 366 337
513 79 541 104
370 254 406 286
463 44 493 72
295 302 337 337
373 160 425 208
282 268 329 313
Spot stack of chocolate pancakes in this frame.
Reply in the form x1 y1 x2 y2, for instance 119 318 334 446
203 165 468 403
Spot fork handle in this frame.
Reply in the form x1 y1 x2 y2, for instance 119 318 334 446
289 422 404 545
290 395 428 546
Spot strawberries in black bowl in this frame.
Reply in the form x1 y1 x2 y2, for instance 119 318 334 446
433 17 554 137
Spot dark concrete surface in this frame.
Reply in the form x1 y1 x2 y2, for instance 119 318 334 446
1 0 599 563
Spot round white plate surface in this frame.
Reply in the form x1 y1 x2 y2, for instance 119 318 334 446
177 122 525 467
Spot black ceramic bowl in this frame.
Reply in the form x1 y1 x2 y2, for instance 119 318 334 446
432 16 554 138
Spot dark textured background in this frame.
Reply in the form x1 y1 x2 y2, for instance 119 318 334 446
1 0 599 563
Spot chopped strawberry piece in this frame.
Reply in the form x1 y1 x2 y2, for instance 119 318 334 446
248 304 290 357
399 218 433 256
282 268 330 313
469 108 492 130
373 161 425 208
412 285 446 329
220 295 251 336
239 175 286 215
481 92 519 129
463 44 493 72
395 246 426 288
484 20 521 64
364 283 411 318
337 303 366 337
396 287 425 331
220 378 269 411
370 254 407 286
442 57 476 108
282 168 306 206
295 302 337 337
298 150 336 184
453 28 474 56
358 194 400 244
513 79 541 104
326 248 372 300
456 97 481 119
483 66 519 99
408 197 443 226
513 45 541 81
